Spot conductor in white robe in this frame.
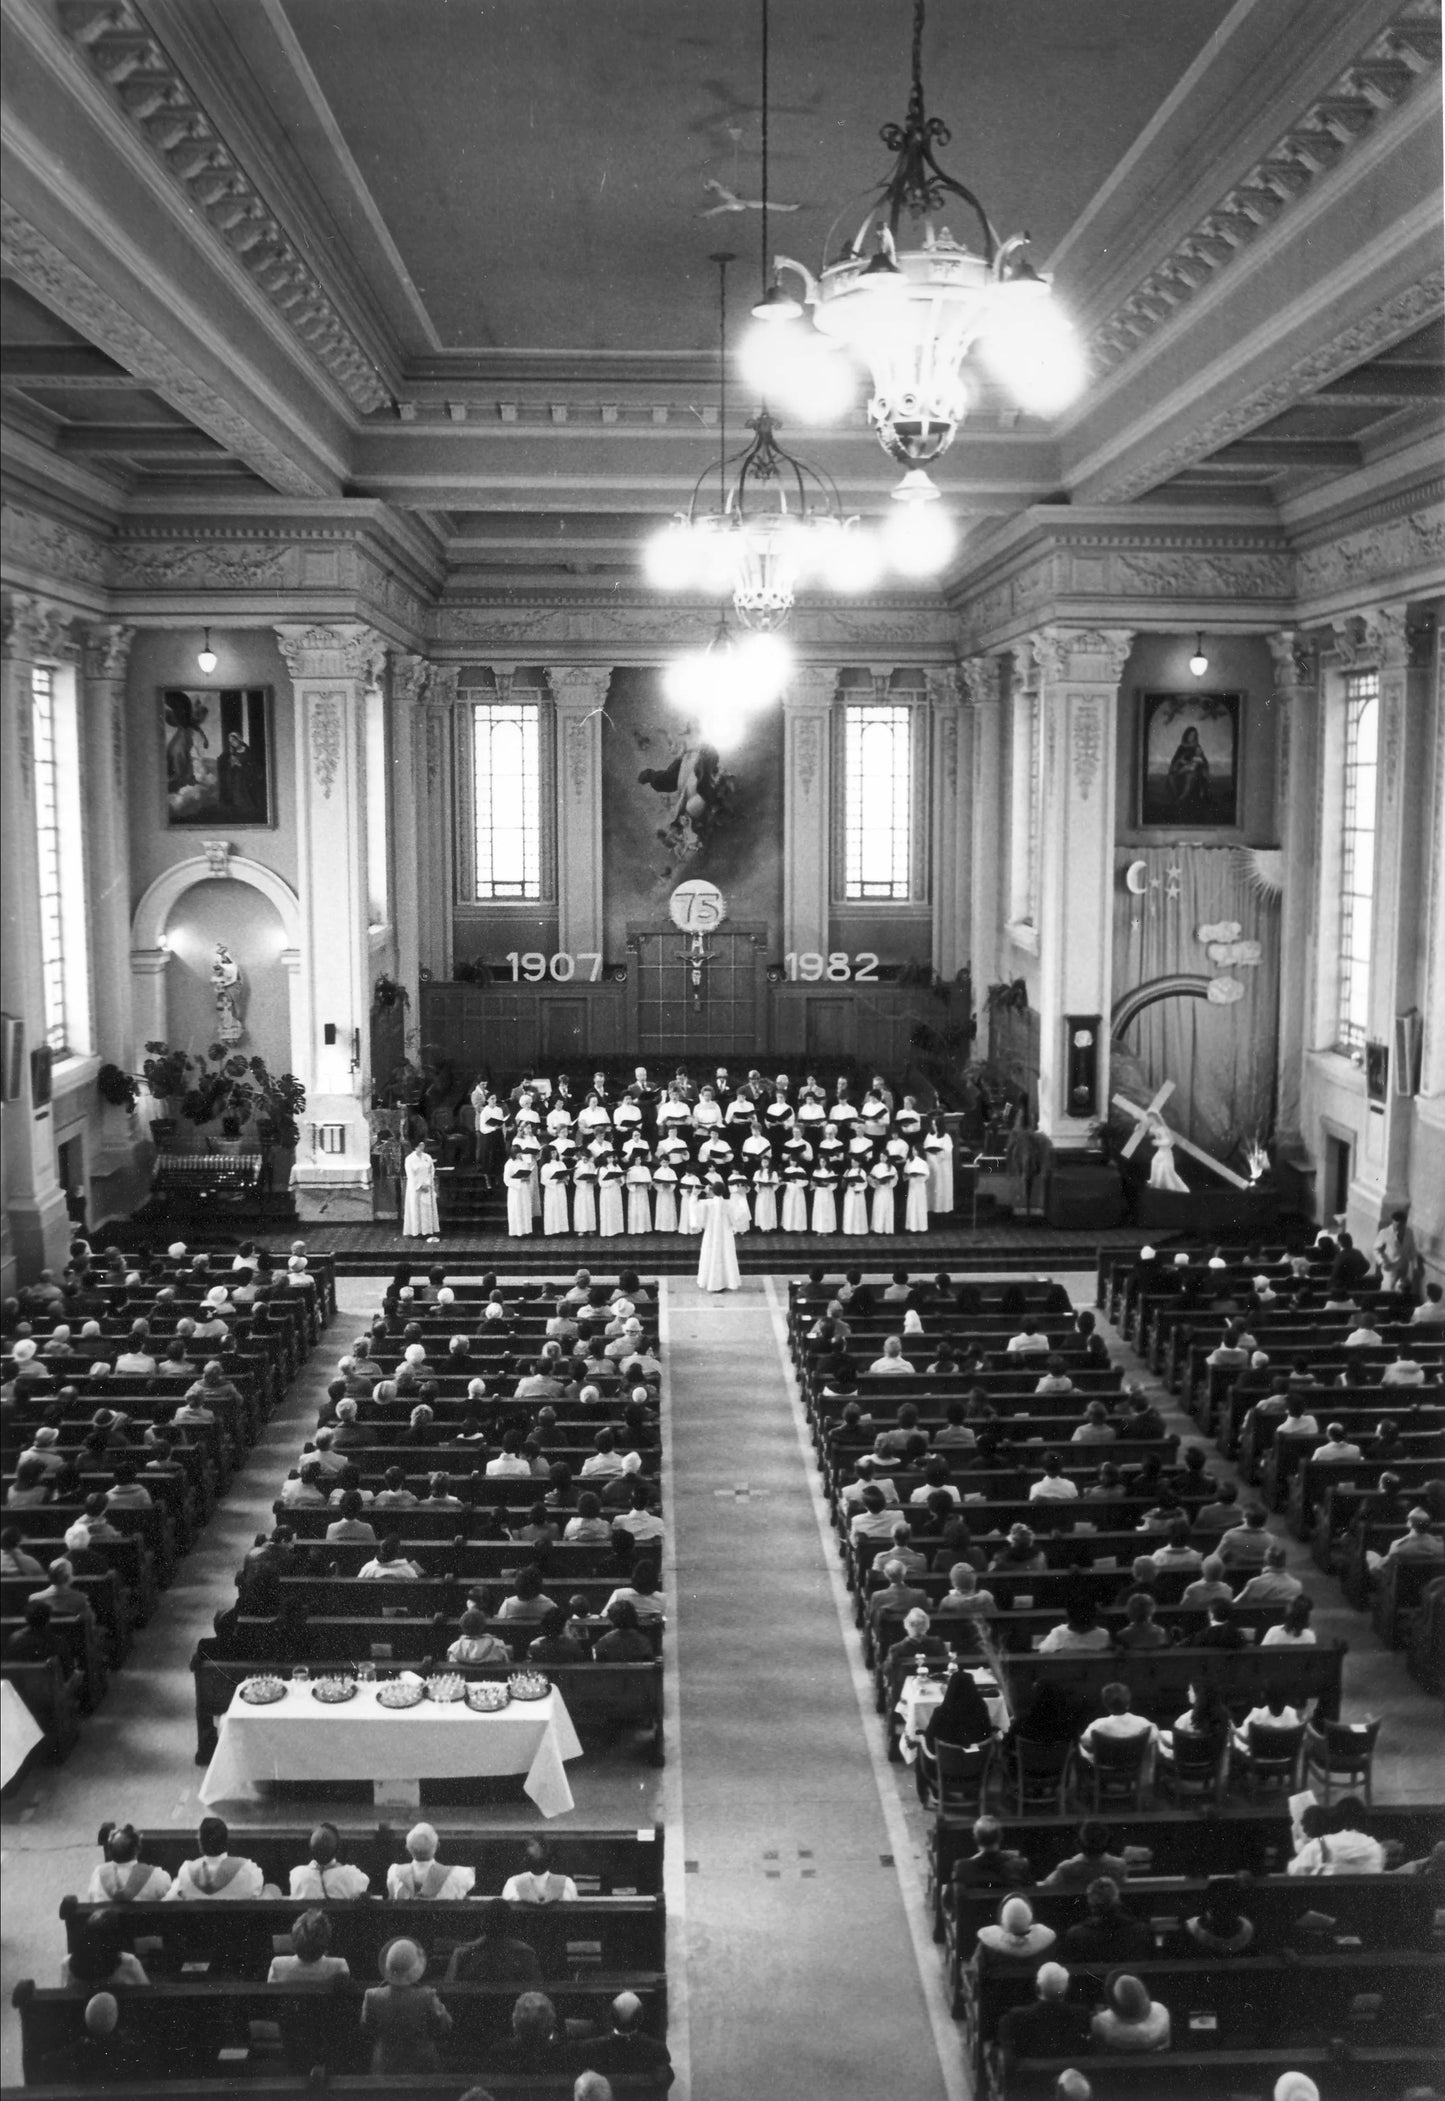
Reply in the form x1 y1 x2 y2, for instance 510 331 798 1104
402 1142 440 1240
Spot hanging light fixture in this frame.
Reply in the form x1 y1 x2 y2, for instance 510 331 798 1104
662 609 792 746
644 252 867 628
1189 632 1210 677
757 0 1084 474
196 627 218 674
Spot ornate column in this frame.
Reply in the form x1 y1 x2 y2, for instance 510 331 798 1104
1267 630 1320 1159
929 664 970 981
416 664 457 984
1355 604 1419 1225
0 593 73 1284
781 663 835 960
80 622 144 1202
1032 626 1134 1143
962 654 1003 994
275 621 387 1218
389 651 428 1004
545 665 609 958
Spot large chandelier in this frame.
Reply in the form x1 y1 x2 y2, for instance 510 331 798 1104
645 254 874 629
753 0 1084 479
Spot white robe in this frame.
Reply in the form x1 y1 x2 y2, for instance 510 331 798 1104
572 1168 598 1235
626 1168 653 1234
697 1192 741 1292
904 1159 932 1232
752 1172 778 1233
842 1174 870 1236
598 1172 625 1237
504 1159 534 1236
780 1174 809 1233
810 1175 837 1234
541 1165 570 1236
925 1133 954 1213
679 1176 704 1234
402 1151 439 1237
728 1180 752 1233
652 1169 679 1234
869 1170 897 1235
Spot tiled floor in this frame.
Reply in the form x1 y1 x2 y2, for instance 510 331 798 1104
2 1266 1441 2097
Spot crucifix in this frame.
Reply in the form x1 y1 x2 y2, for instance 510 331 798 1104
675 930 716 1010
1111 1079 1251 1191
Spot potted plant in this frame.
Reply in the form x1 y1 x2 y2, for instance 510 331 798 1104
97 1063 141 1114
372 974 410 1013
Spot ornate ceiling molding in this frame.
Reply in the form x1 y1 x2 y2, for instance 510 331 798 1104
0 200 329 498
1 498 111 593
1092 269 1445 505
1295 492 1445 614
426 596 958 658
56 0 388 414
1085 9 1441 377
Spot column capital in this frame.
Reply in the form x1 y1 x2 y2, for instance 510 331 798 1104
1267 628 1319 692
1032 625 1134 687
959 653 1000 706
81 621 135 683
783 663 838 709
925 664 961 709
425 664 460 706
545 663 612 709
390 650 429 707
274 622 387 686
1332 604 1410 670
2 591 80 665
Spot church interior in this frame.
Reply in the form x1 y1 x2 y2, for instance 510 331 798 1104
1 1 1443 2096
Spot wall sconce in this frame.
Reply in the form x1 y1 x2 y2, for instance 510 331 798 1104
197 627 218 675
1188 632 1209 677
319 1123 346 1154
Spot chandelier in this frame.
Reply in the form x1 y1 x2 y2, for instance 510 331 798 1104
753 0 1084 479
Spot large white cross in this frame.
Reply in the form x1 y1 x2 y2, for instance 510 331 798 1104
1111 1083 1251 1192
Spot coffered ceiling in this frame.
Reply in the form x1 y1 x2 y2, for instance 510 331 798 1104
2 0 1440 587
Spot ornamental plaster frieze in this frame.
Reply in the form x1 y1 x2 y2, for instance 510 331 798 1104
1092 269 1445 506
54 1 388 414
1085 9 1441 377
0 201 330 499
1 499 111 597
426 597 959 659
1294 495 1445 617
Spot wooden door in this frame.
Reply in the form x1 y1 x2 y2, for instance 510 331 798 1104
540 998 586 1063
631 925 763 1059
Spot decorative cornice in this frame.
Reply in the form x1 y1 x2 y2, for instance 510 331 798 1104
56 0 388 414
1093 270 1445 504
1 499 110 591
428 597 956 656
1085 11 1440 377
0 200 329 498
1295 497 1445 610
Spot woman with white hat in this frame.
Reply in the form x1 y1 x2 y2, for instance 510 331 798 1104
360 1938 452 2074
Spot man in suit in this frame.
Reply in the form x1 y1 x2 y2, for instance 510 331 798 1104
1061 1876 1154 1966
564 1991 674 2087
997 1963 1091 2062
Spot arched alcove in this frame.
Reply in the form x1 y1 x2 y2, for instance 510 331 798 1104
130 854 304 1083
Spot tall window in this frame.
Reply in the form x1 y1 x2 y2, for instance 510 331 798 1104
471 699 541 899
1335 669 1379 1053
843 703 912 899
32 667 69 1052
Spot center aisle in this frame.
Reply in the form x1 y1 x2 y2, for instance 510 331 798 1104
662 1276 965 2101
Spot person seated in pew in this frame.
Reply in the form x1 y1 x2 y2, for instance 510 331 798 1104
1177 1555 1232 1612
1071 1401 1117 1446
501 1835 579 1904
990 1524 1048 1576
289 1824 370 1900
1041 1602 1112 1654
1006 1320 1052 1356
1194 1478 1241 1536
1147 1521 1203 1578
1031 1452 1081 1503
448 1602 512 1665
1089 1969 1170 2051
1410 1280 1445 1325
1312 1421 1365 1464
1040 1822 1131 1892
1382 1505 1445 1561
950 1815 1034 1892
86 1822 172 1905
4 1597 78 1680
1233 1692 1308 1752
166 1815 266 1899
358 1534 423 1580
562 1490 614 1545
446 1897 544 1985
386 1823 475 1900
1217 1503 1272 1576
6 1455 52 1508
325 1489 377 1545
1235 1544 1305 1608
1393 1838 1445 1880
280 1461 327 1509
868 1558 930 1632
563 1987 675 2089
1288 1796 1385 1876
973 1895 1058 1981
595 1597 652 1661
875 1399 926 1458
373 1466 419 1513
867 1334 916 1378
1077 1683 1158 1777
361 1936 452 2074
1112 1590 1169 1652
1036 1355 1078 1397
509 1500 562 1549
605 1558 664 1624
840 1454 900 1516
60 1908 150 1988
529 1604 588 1665
35 1991 155 2088
613 1479 666 1547
1062 1879 1154 1967
931 1398 976 1449
0 1524 46 1576
881 1520 929 1578
851 1482 906 1548
268 1906 351 1983
923 1643 996 1747
499 1564 561 1624
1194 1596 1250 1649
480 1988 566 2074
998 1962 1092 2062
419 1469 463 1509
1184 1876 1256 1956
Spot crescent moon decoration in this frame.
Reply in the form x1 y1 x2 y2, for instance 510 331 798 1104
1124 860 1148 895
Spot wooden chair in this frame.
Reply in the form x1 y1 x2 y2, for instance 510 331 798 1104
1159 1726 1227 1807
1231 1720 1306 1798
919 1735 995 1817
1073 1728 1151 1811
1302 1716 1381 1807
1000 1733 1071 1817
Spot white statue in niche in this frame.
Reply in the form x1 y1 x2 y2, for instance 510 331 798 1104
212 944 244 1044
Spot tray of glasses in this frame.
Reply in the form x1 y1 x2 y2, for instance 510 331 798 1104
238 1676 286 1705
375 1680 426 1710
508 1671 550 1702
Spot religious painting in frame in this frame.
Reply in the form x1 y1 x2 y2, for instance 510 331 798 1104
161 685 275 827
1137 692 1241 829
1365 1038 1389 1104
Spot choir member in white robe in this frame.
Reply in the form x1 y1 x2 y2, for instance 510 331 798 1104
903 1149 932 1232
727 1170 752 1234
598 1160 626 1237
625 1159 654 1234
572 1158 598 1235
652 1162 679 1233
924 1119 954 1213
810 1164 838 1235
679 1170 704 1234
577 1093 612 1141
752 1161 779 1232
841 1165 871 1236
541 1156 571 1236
692 1087 724 1132
696 1180 741 1292
869 1159 898 1234
780 1165 810 1233
402 1142 440 1239
503 1151 534 1237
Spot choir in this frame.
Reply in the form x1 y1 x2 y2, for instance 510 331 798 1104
465 1067 955 1240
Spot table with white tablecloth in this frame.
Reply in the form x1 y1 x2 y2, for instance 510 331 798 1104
894 1668 1008 1765
200 1683 583 1817
1 1678 46 1789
